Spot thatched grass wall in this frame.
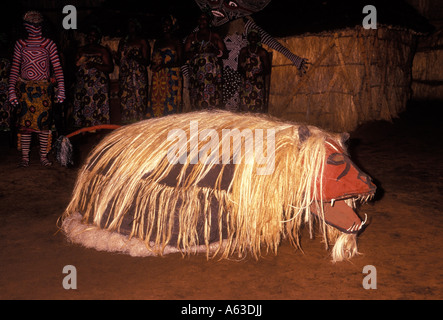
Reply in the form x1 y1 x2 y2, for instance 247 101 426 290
412 30 443 100
266 25 419 132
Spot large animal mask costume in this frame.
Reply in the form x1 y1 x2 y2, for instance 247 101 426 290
60 111 375 261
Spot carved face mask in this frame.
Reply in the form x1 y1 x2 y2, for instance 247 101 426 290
311 140 376 234
194 0 272 26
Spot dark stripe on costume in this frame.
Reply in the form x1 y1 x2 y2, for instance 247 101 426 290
157 163 235 190
93 181 229 247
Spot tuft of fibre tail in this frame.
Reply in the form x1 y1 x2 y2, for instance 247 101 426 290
54 135 74 167
54 124 121 167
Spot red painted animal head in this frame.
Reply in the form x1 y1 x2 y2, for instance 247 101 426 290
311 139 376 233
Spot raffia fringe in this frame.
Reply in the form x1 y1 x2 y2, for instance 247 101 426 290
60 111 357 260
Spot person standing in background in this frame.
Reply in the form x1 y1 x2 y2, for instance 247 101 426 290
73 25 113 128
192 1 308 111
115 18 150 124
148 15 183 117
8 11 65 167
238 29 271 113
184 13 227 110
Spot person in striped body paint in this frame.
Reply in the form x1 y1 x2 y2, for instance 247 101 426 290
8 11 65 167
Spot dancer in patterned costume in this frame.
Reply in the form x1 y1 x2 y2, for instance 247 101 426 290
73 26 113 127
148 16 183 117
238 29 271 112
8 11 65 167
192 0 308 111
116 19 150 124
184 13 227 110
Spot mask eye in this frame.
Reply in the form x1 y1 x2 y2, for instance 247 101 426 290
327 153 346 165
226 1 238 8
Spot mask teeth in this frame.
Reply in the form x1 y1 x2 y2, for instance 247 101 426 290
357 213 368 231
356 193 375 204
361 213 368 226
331 199 335 207
347 214 368 233
344 198 356 209
347 222 356 232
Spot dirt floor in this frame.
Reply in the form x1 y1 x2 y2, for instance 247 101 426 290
0 100 442 301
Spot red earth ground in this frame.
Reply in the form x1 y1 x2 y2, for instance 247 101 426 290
0 101 442 301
